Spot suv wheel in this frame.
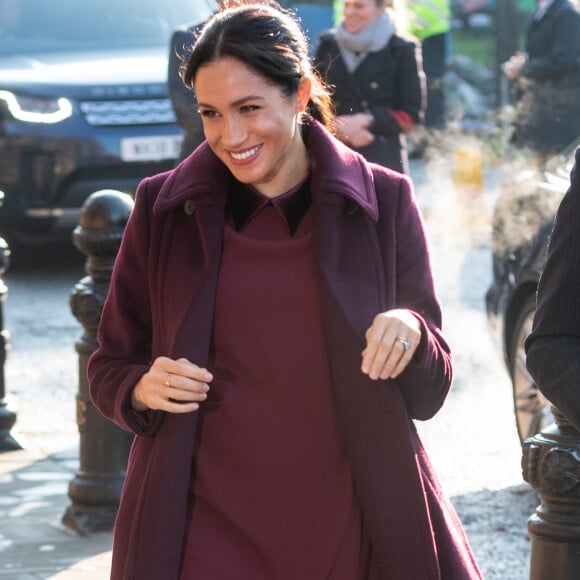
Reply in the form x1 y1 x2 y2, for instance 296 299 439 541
510 295 554 444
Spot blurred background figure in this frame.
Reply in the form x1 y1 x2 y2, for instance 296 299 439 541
407 0 450 132
168 1 260 160
167 3 219 161
314 0 425 174
502 0 580 165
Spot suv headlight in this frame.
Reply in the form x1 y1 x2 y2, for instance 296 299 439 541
0 90 73 124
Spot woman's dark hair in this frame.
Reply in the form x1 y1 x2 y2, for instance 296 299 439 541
181 3 335 129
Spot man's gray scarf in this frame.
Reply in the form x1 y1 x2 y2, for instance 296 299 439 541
335 11 396 73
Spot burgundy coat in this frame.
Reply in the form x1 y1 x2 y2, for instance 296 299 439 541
88 120 482 579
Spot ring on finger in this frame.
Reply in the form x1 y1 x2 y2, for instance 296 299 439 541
396 336 410 351
164 373 172 388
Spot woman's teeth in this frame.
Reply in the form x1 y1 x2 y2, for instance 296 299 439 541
231 146 259 160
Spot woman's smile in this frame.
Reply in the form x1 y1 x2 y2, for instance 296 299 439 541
228 144 261 163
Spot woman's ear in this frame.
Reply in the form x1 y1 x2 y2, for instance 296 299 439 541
296 76 312 113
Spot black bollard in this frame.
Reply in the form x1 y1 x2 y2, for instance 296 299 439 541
522 406 580 579
0 222 20 452
62 190 134 535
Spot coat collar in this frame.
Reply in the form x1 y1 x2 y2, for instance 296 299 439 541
152 119 379 222
152 144 228 216
304 119 379 222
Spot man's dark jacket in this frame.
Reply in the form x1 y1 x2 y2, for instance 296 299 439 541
511 0 580 153
526 147 580 429
167 21 206 160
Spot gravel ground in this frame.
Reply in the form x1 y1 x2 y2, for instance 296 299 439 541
2 145 536 578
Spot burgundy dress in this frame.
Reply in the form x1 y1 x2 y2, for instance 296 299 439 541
180 178 375 578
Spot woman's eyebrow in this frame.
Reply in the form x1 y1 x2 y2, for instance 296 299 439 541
197 95 266 108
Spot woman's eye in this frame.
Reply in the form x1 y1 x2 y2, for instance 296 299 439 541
240 104 259 113
199 109 218 119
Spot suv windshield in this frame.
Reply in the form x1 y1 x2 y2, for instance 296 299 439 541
0 0 215 55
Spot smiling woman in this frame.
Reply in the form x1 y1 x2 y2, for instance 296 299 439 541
87 4 482 579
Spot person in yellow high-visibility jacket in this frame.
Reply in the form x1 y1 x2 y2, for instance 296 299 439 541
407 0 450 130
333 0 344 23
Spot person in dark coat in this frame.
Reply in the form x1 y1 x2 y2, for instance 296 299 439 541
407 0 450 130
167 18 207 161
502 0 580 162
525 146 580 430
314 0 425 175
88 4 482 579
167 1 269 161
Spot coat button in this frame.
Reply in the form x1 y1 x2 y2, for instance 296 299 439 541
361 100 368 108
369 82 379 90
345 201 358 215
184 200 196 216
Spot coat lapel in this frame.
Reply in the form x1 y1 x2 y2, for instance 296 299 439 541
310 124 440 576
120 150 229 580
152 145 228 361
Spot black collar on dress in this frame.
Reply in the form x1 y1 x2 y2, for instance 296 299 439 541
227 175 312 236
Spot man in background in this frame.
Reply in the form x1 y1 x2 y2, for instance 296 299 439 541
167 11 211 161
502 0 580 164
407 0 450 131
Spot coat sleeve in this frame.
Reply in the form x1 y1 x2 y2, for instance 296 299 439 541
525 147 580 431
87 176 165 437
376 170 452 420
369 39 426 136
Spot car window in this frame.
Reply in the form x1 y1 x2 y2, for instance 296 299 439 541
0 0 215 54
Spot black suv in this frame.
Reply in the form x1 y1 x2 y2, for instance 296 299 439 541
0 0 213 247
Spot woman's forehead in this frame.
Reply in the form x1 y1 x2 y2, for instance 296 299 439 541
195 58 280 104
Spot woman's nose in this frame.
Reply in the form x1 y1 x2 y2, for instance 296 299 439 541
222 116 246 147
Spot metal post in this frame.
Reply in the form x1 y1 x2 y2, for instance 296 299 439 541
62 190 134 535
0 218 20 451
522 406 580 579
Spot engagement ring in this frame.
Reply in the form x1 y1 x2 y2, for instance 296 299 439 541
396 337 410 351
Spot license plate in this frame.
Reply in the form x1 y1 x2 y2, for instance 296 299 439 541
120 134 183 162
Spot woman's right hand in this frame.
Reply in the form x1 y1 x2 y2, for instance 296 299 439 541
131 356 212 414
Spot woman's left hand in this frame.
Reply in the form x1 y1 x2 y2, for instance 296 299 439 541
361 309 422 380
